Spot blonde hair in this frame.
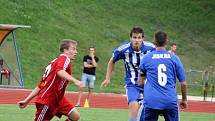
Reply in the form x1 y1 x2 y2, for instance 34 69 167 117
59 39 77 53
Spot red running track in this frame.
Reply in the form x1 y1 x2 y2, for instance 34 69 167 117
0 89 214 113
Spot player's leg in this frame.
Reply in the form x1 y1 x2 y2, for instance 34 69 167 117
57 97 80 121
162 107 179 121
128 102 139 121
67 109 80 121
76 73 87 107
87 74 95 106
126 86 141 121
34 103 54 121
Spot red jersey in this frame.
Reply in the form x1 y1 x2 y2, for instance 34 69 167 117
35 54 72 110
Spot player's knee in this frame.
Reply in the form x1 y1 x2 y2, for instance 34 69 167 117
74 114 80 121
68 109 80 121
65 116 80 121
68 114 80 121
129 101 139 109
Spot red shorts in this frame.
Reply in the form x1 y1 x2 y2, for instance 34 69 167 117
35 97 75 121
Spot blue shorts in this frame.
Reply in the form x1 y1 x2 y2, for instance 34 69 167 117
125 85 143 104
81 73 95 88
138 107 179 121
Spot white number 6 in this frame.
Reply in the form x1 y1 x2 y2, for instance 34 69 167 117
158 64 167 86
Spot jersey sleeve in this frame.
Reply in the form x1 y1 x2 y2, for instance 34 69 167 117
144 41 156 52
112 49 124 63
83 56 87 62
175 56 186 82
151 47 156 52
56 56 71 72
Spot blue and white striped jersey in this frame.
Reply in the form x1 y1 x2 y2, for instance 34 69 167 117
112 41 155 86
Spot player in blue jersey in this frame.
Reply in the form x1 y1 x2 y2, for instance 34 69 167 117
137 31 187 121
100 27 155 121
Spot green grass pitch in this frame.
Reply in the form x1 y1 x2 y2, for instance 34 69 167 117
0 104 214 121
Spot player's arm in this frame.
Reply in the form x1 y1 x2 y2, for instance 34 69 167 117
176 56 188 109
57 70 83 87
100 57 115 88
17 87 40 109
138 68 146 86
180 81 187 109
138 59 147 86
138 74 145 86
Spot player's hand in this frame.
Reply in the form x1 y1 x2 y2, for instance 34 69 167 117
74 80 84 88
138 78 144 86
79 81 84 88
138 75 145 87
180 100 187 109
17 100 28 109
100 79 110 89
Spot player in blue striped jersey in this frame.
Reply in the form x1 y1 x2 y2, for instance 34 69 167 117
100 27 155 121
137 31 187 121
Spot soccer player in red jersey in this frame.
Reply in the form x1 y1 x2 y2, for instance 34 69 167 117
18 39 83 121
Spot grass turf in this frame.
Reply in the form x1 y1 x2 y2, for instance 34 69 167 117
0 104 214 121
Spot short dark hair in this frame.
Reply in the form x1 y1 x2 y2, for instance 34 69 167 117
89 46 95 50
171 43 177 46
59 39 77 53
154 31 168 47
130 27 144 37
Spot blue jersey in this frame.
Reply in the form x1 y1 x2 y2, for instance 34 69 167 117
112 41 155 86
139 49 186 109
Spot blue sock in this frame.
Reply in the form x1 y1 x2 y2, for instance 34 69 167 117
128 119 136 121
